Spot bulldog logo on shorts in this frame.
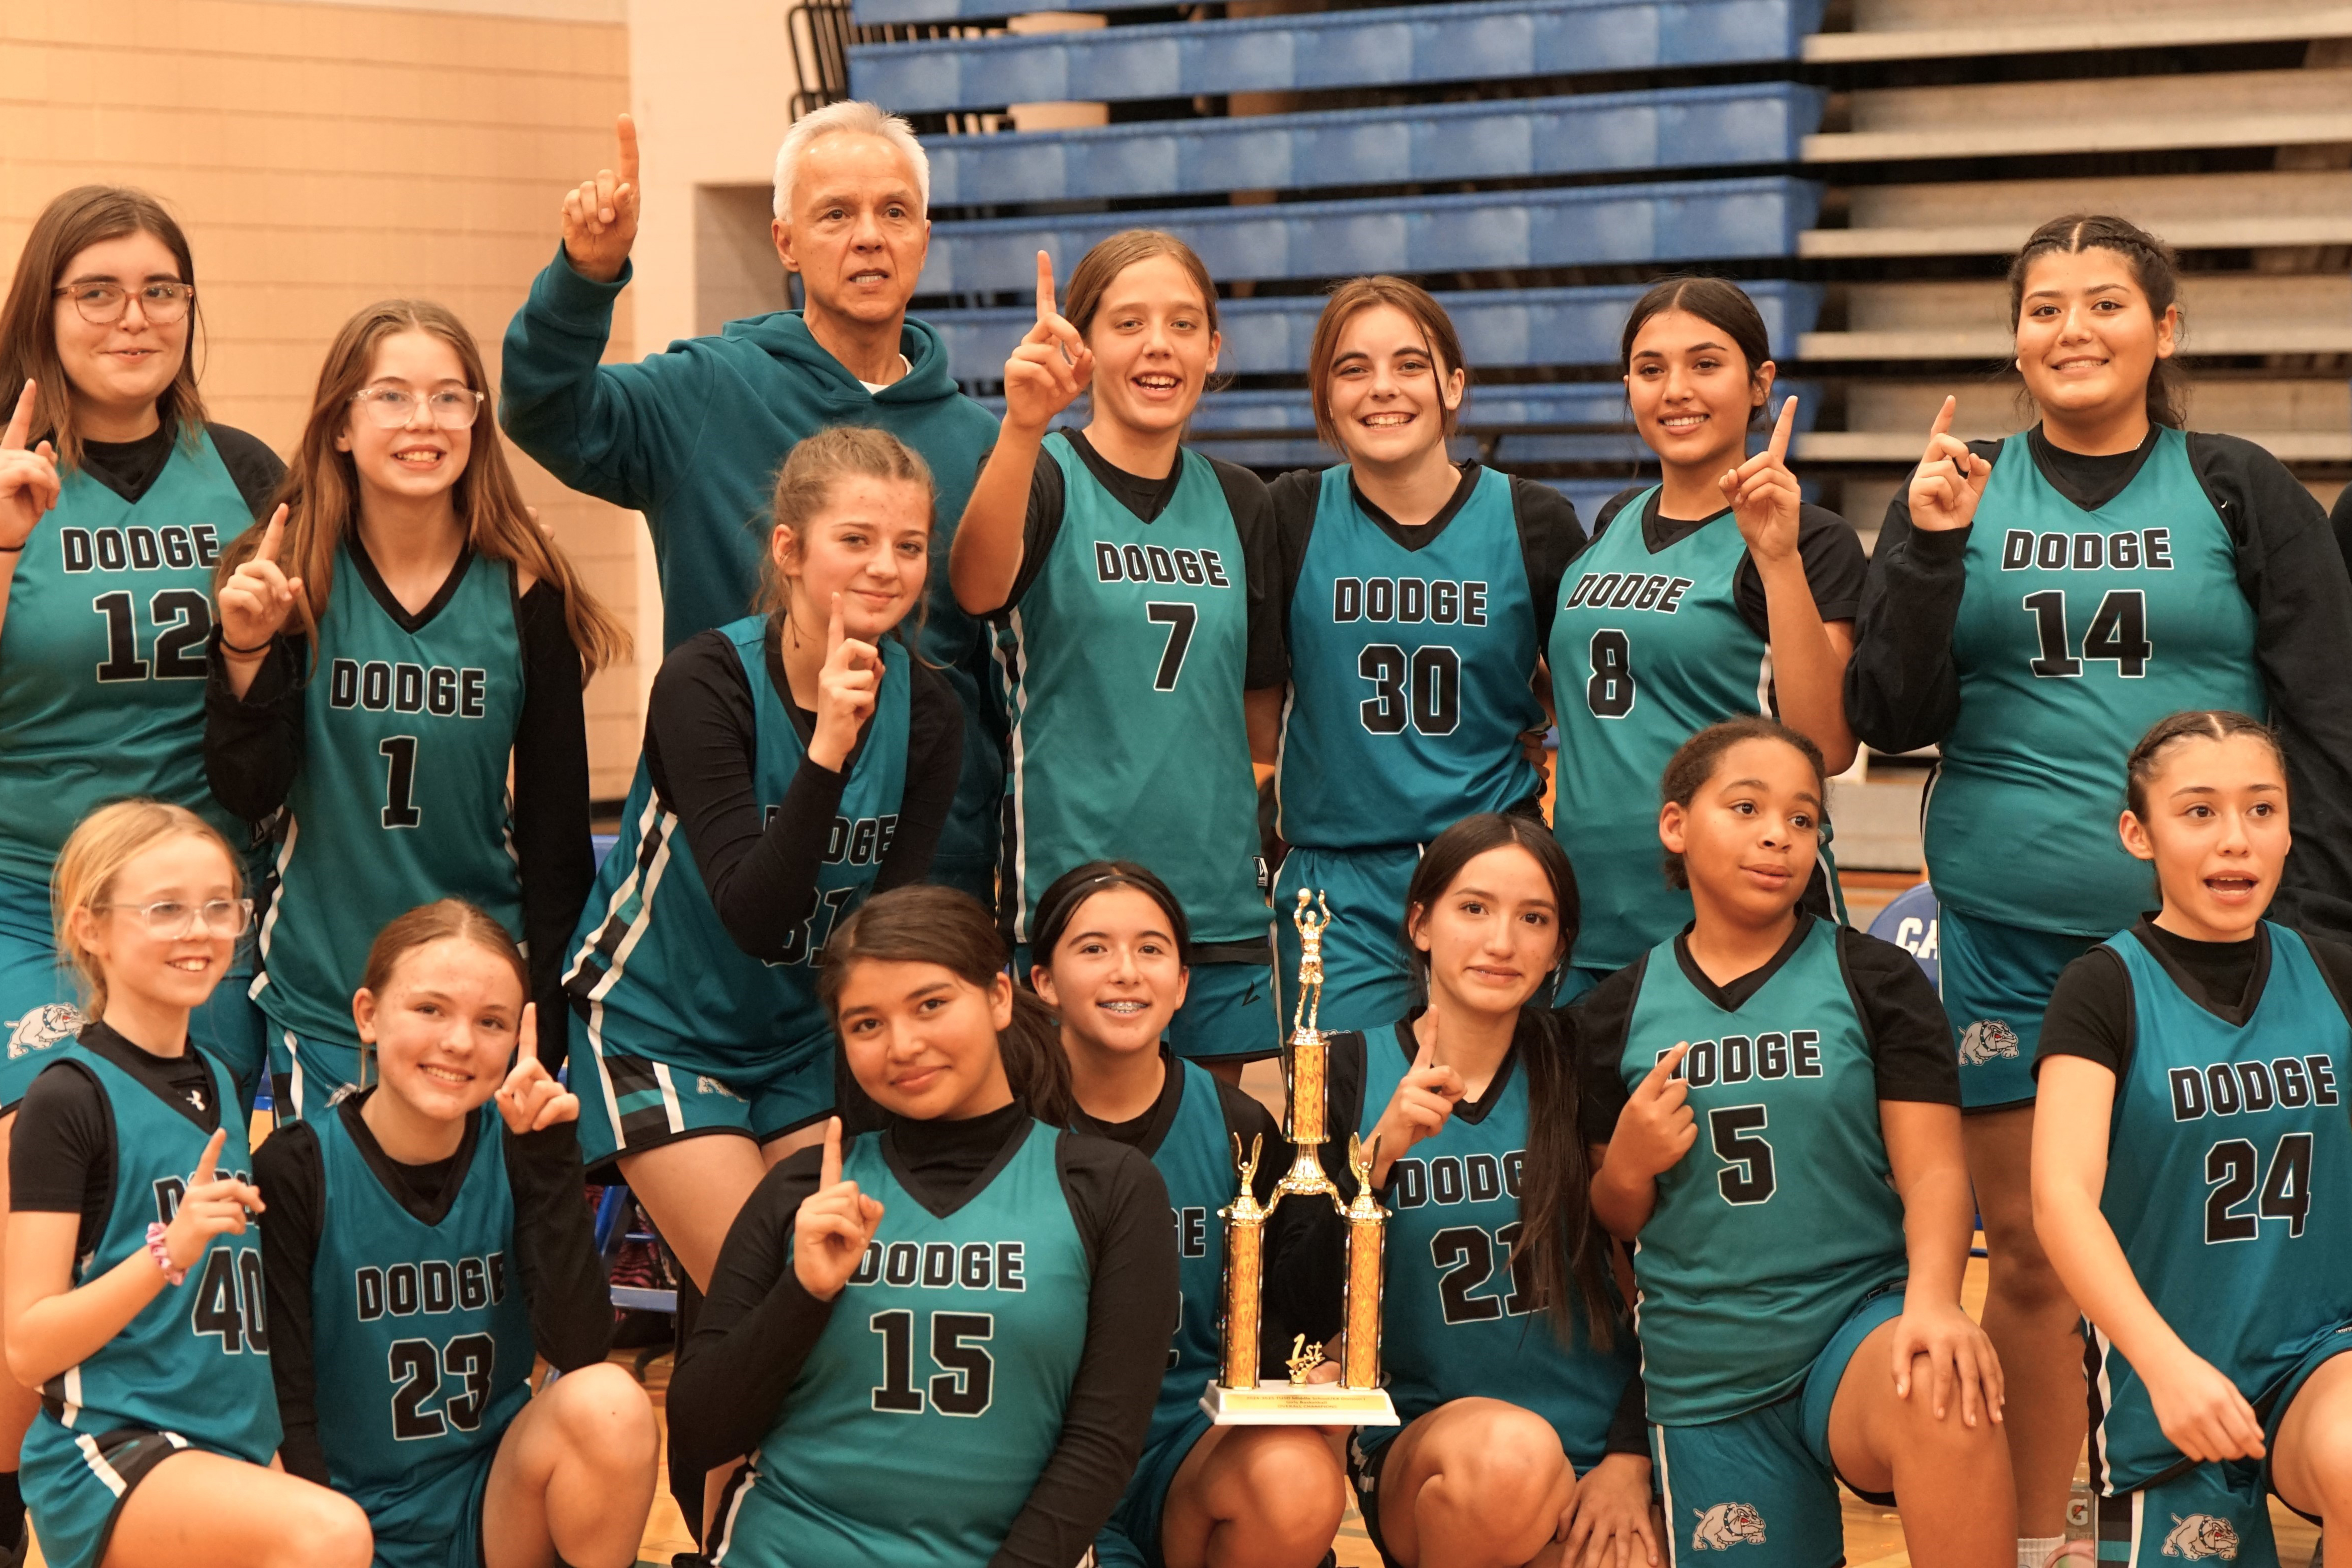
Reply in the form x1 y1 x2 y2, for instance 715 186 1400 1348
6 1003 81 1061
1959 1019 2021 1067
2161 1515 2240 1561
1691 1503 1767 1550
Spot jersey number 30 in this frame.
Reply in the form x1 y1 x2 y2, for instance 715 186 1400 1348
870 1308 995 1417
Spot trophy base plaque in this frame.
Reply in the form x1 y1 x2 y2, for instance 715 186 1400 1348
1200 1380 1399 1426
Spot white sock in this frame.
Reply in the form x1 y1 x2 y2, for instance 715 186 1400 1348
2021 1535 2068 1568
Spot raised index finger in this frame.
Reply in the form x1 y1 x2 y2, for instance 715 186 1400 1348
615 113 639 187
1035 251 1056 324
820 1115 844 1188
1643 1041 1693 1093
1925 394 1956 449
1767 395 1797 465
193 1126 227 1185
255 503 287 564
827 592 846 656
3 381 34 452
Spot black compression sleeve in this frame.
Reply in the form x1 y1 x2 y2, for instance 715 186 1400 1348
1568 963 1645 1144
1002 454 1067 612
202 631 307 823
874 660 966 892
992 1136 1178 1568
1842 444 2003 754
252 1122 330 1486
1267 469 1321 656
1732 504 1867 638
1604 1362 1650 1458
1511 477 1587 648
206 425 286 520
2034 948 2133 1079
643 629 842 963
2331 483 2352 579
1212 458 1289 690
667 1151 836 1473
1839 929 1960 1105
500 1119 610 1371
510 582 594 1065
2190 435 2352 945
9 1066 112 1215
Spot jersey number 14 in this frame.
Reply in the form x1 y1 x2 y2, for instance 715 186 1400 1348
2022 590 2152 679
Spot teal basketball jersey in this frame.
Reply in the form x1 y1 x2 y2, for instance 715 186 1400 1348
1930 429 2263 937
36 1047 278 1460
1142 1061 1239 1453
1350 1022 1638 1459
1615 917 1907 1426
1276 465 1544 849
719 1121 1092 1566
996 434 1264 946
0 432 255 883
567 617 909 1085
2089 924 2352 1492
1551 492 1819 973
254 547 527 1042
306 1099 533 1536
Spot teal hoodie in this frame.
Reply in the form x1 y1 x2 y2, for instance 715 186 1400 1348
500 245 1003 889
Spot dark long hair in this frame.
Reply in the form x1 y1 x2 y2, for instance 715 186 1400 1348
820 885 1071 1126
2008 214 2186 432
1617 275 1774 431
1402 813 1613 1347
0 186 208 473
1028 860 1192 973
2125 709 2285 819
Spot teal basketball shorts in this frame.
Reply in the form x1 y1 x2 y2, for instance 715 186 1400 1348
1102 1407 1214 1568
1937 905 2107 1112
1014 946 1280 1064
1274 845 1421 1038
1652 1287 1907 1568
365 1440 500 1568
566 1003 835 1179
2 870 264 1112
264 1018 368 1124
22 1417 202 1568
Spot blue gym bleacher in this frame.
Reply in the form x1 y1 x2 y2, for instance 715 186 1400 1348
814 0 1832 507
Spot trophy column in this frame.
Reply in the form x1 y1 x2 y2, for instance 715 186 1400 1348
1201 891 1398 1426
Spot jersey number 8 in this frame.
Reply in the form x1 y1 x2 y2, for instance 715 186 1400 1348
870 1308 996 1417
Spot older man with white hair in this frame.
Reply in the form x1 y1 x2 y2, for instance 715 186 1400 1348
500 103 1002 902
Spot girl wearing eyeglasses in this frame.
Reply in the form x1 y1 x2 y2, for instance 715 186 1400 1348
0 185 286 1561
9 798 373 1568
206 299 628 1119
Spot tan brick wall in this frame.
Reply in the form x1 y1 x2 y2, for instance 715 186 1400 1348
1 0 646 797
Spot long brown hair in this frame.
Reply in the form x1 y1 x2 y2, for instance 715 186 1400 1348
1307 275 1468 450
1401 812 1613 1347
2008 214 2186 431
214 299 628 678
1618 275 1774 432
0 186 208 473
820 885 1071 1126
1062 230 1222 342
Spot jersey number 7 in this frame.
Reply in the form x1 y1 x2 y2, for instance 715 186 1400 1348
1145 603 1197 691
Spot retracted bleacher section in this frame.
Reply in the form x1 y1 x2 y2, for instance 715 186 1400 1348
824 0 2350 523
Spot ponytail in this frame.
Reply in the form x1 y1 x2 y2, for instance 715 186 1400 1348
2008 214 2186 432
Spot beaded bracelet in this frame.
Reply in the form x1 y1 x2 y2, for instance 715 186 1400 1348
143 1222 186 1287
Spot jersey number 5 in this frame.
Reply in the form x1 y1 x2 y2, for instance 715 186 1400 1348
1708 1105 1777 1205
870 1308 996 1417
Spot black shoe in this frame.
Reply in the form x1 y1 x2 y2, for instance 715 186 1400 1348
671 1555 708 1568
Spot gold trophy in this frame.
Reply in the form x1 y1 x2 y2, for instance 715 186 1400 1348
1200 890 1398 1425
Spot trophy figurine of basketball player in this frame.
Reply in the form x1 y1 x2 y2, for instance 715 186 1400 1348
1201 890 1397 1424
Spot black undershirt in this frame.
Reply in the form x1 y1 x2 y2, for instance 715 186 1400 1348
633 617 963 963
1266 462 1588 657
77 422 282 516
1845 426 2352 944
201 542 593 1061
1573 915 1962 1144
252 1089 611 1485
2035 917 2352 1081
990 428 1288 691
12 1023 223 1260
1590 489 1866 641
667 1101 1175 1568
2329 481 2351 581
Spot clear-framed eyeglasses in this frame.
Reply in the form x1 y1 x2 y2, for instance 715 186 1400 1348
350 384 486 430
52 280 195 326
95 898 255 940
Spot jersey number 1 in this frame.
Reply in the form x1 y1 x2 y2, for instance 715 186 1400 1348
379 736 421 829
